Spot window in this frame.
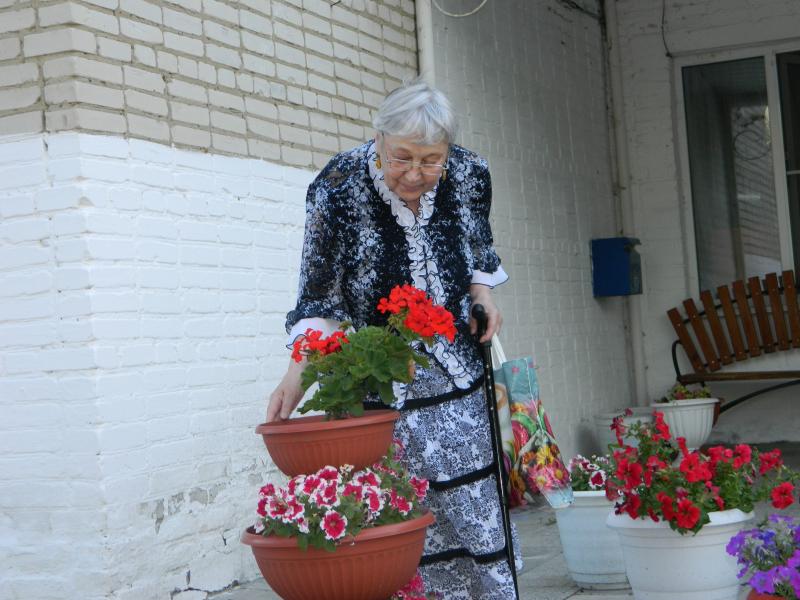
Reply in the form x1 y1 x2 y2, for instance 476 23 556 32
682 52 799 291
779 51 800 272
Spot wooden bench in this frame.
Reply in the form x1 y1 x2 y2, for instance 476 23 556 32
667 270 800 413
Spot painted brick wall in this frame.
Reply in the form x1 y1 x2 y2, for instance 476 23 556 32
0 131 314 599
611 0 800 441
0 0 417 169
431 0 632 459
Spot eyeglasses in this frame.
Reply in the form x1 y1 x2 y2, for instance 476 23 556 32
383 147 448 176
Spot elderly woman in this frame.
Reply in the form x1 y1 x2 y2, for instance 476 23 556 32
267 80 515 599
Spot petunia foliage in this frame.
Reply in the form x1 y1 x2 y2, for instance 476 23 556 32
606 411 800 535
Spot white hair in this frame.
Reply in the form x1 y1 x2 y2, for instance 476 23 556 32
372 79 458 145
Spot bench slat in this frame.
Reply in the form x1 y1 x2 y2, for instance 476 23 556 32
749 276 775 353
765 273 790 351
667 308 707 374
684 298 721 371
700 290 733 365
733 279 762 357
718 285 748 360
784 270 800 348
678 370 800 383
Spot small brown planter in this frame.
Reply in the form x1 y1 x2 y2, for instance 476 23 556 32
747 591 786 600
241 510 435 600
255 409 400 476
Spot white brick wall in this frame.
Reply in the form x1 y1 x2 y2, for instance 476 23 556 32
0 131 313 599
611 0 800 442
0 0 418 169
431 0 632 459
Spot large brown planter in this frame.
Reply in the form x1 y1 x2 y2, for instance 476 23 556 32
241 510 435 600
255 409 399 476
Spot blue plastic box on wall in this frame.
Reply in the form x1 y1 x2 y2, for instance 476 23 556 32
590 237 642 297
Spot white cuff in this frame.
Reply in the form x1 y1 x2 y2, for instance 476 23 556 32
286 317 343 349
471 265 509 288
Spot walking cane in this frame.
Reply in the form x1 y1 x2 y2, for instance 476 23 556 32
471 304 520 600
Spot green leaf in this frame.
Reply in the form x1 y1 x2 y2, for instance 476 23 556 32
377 381 394 406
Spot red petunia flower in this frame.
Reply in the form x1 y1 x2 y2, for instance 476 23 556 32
675 498 701 529
771 482 795 509
652 412 671 441
679 453 713 483
733 444 752 469
616 458 644 489
656 492 676 521
759 449 783 475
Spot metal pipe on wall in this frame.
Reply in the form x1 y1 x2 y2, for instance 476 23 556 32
603 0 650 405
415 0 436 84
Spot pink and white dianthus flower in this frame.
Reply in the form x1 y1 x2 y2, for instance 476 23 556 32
300 475 323 496
318 466 340 483
342 482 364 501
389 489 412 515
409 476 429 500
364 487 385 515
312 481 341 508
266 497 289 520
321 510 348 541
354 470 381 487
259 483 275 499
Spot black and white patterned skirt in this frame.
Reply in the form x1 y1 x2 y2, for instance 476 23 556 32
368 363 520 599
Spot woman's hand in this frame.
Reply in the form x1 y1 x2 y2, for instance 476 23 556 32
266 358 307 422
469 284 502 343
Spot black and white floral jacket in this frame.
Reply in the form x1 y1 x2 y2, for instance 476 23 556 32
286 140 508 398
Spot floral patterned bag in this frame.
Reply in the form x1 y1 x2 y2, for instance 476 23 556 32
491 336 573 508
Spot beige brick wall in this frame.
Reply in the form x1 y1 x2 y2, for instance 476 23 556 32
0 0 418 168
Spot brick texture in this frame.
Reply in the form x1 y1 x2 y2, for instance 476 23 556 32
0 0 418 169
0 132 312 599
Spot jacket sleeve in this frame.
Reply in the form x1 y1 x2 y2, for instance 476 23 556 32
467 162 508 287
285 180 351 339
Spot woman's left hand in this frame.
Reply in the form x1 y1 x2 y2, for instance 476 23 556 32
469 284 502 343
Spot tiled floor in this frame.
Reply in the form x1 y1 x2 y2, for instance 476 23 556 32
213 443 800 600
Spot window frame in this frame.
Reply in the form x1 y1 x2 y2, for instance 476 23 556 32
674 41 798 298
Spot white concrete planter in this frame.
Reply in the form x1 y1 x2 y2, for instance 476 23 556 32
593 407 653 452
554 491 629 590
606 508 753 600
650 398 719 450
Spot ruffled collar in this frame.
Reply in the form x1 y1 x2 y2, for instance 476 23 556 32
367 141 437 228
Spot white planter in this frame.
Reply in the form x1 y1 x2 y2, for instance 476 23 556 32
555 491 629 590
606 508 753 600
593 407 653 452
651 398 719 450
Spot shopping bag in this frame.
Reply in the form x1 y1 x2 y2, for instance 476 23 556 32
492 336 573 508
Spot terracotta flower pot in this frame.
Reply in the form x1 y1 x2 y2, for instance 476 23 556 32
255 409 400 476
747 591 786 600
241 510 435 600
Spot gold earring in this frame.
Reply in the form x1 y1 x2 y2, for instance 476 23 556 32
441 169 447 182
376 156 382 169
